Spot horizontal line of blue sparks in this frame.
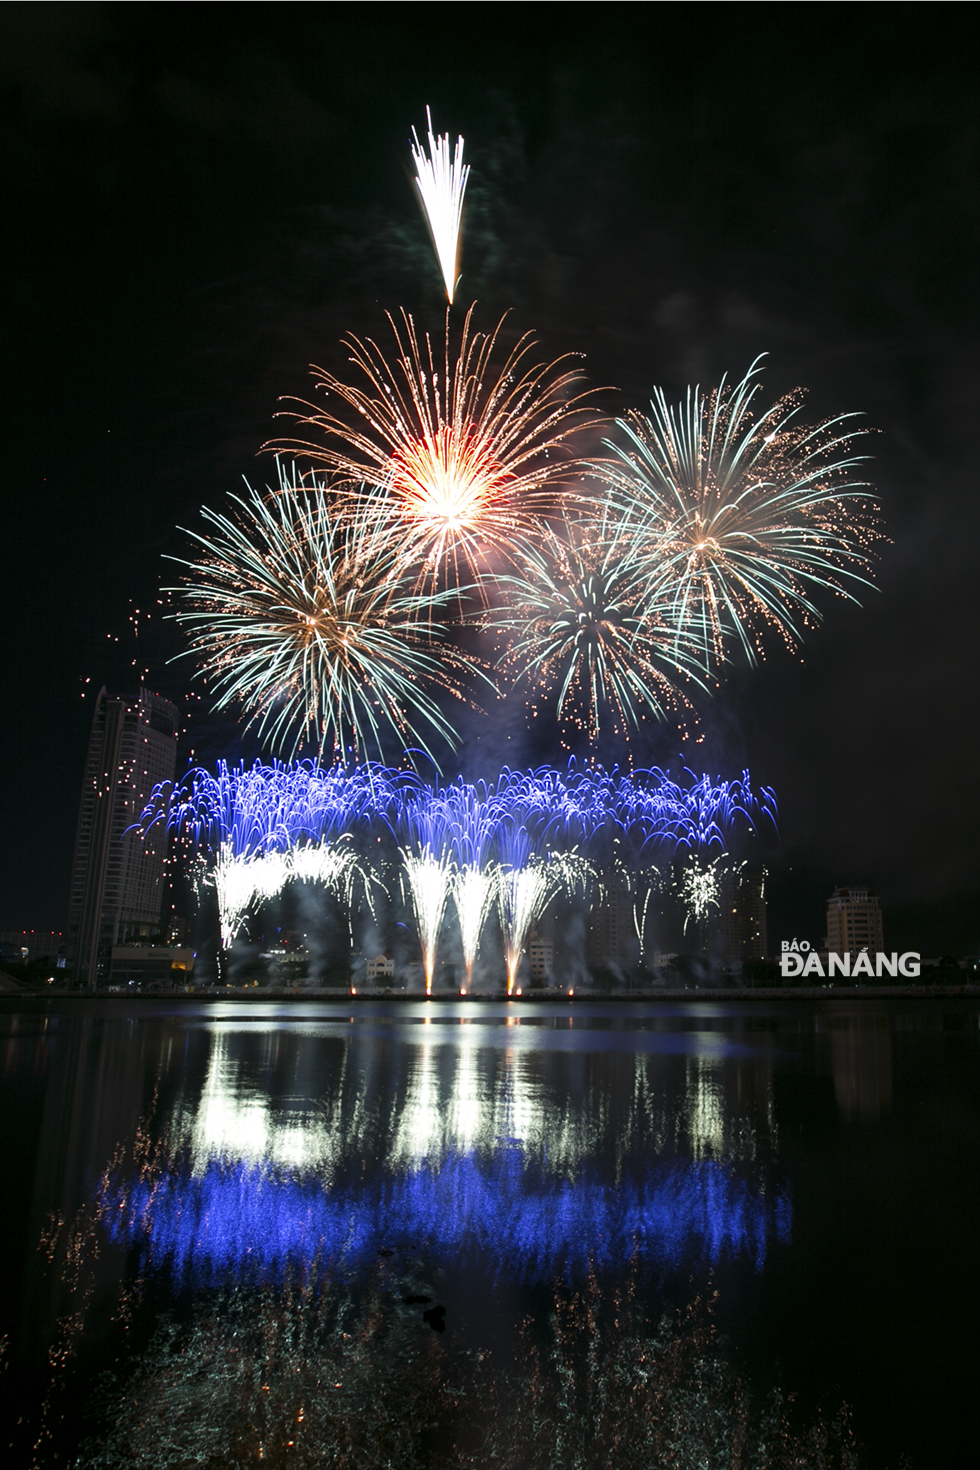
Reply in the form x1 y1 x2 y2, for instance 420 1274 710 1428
140 759 777 862
100 1153 791 1287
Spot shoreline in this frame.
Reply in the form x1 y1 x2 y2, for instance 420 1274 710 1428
2 985 978 1003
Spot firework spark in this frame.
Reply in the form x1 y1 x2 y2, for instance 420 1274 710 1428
440 783 500 991
494 820 589 995
273 307 602 592
677 856 723 935
214 839 367 951
598 357 881 667
410 106 470 304
169 467 464 765
491 511 705 738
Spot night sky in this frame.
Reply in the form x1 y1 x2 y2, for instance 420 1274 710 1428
1 4 976 952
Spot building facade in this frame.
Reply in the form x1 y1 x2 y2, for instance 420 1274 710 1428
589 878 636 971
68 687 178 985
826 886 884 958
528 934 554 983
0 930 65 963
717 864 768 967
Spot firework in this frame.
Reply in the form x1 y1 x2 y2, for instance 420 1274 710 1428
597 357 881 666
214 838 369 951
142 759 776 981
614 767 777 855
677 856 723 935
398 793 457 995
440 782 500 990
410 107 470 304
272 307 602 592
491 510 705 738
141 759 404 859
168 467 465 765
494 820 589 994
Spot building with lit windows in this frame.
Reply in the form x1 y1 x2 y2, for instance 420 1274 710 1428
826 886 884 958
528 934 554 983
717 865 768 966
68 687 178 985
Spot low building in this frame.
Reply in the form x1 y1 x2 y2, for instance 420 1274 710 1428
0 930 65 963
826 886 884 958
109 946 194 987
366 954 395 982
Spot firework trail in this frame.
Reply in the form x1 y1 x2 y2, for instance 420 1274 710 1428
440 782 501 992
141 759 404 859
597 357 881 667
169 466 466 766
490 509 706 738
142 760 775 978
410 107 470 304
141 762 401 949
272 308 603 595
494 819 589 995
398 792 456 995
613 767 777 855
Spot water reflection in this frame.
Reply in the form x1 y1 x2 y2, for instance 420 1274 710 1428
97 1019 789 1285
826 1011 893 1120
14 999 959 1467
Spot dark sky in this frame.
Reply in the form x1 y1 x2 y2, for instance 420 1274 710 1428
1 3 976 950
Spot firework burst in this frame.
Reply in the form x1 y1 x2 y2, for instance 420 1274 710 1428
410 106 469 304
169 468 464 766
272 306 603 593
598 357 882 667
490 510 706 739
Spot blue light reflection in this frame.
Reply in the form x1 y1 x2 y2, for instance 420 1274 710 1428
102 1150 790 1287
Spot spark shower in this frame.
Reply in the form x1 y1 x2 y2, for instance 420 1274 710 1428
144 760 775 992
151 109 882 982
167 109 882 766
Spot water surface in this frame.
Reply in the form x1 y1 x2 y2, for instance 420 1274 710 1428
1 998 977 1467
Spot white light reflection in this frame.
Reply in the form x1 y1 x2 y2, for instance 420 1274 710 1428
172 1019 778 1178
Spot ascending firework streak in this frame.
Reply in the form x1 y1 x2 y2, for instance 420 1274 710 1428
398 794 456 995
491 509 706 738
441 783 500 992
494 820 590 995
169 466 465 764
272 308 603 594
410 107 470 304
597 358 881 668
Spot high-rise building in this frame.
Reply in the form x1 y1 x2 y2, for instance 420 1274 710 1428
826 886 884 958
717 864 768 966
68 687 178 985
589 877 636 971
528 933 554 983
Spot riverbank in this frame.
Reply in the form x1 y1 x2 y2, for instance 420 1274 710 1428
3 983 978 1002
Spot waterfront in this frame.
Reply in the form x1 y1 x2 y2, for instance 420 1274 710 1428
1 998 977 1467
